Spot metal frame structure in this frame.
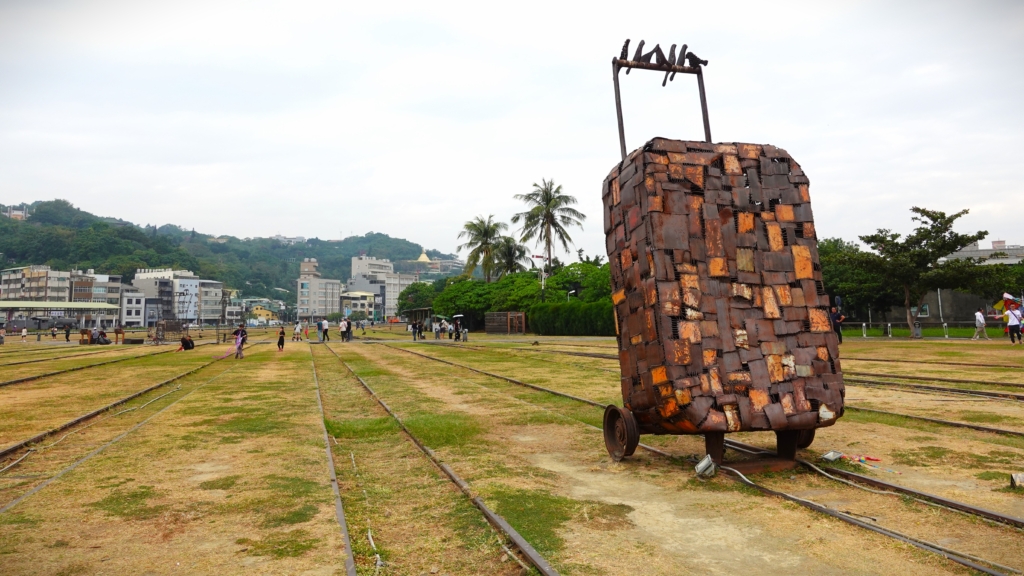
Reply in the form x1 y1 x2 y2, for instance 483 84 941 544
612 39 711 161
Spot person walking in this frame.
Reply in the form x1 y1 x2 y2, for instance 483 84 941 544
21 327 27 343
64 325 71 343
278 326 286 351
51 326 58 340
972 308 991 340
232 324 248 358
322 318 330 342
434 321 441 340
293 321 302 342
412 321 418 341
1008 303 1024 345
830 306 845 344
345 319 353 342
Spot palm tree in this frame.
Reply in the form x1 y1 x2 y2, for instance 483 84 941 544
457 215 507 282
511 179 586 277
493 236 529 278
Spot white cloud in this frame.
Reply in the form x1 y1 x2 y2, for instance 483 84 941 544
1 0 1022 258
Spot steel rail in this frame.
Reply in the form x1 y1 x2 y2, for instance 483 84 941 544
844 357 1024 370
846 371 1024 389
0 364 240 514
845 406 1024 438
847 378 1024 401
0 342 264 461
0 347 151 367
319 345 560 576
0 342 212 389
307 353 358 576
381 343 1022 573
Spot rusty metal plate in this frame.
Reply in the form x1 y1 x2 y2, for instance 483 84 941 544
604 138 842 437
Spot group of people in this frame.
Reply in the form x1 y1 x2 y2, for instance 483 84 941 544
286 318 362 347
977 301 1024 344
0 325 72 345
411 319 466 342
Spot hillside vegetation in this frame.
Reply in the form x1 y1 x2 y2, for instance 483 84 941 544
0 200 454 300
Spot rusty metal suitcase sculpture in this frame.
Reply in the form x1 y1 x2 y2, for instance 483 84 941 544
602 40 844 464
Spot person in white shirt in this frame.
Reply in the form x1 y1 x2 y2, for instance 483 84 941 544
293 322 302 341
1008 303 1023 345
321 318 330 342
972 308 991 340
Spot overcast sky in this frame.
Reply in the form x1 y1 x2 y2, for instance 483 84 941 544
1 1 1021 261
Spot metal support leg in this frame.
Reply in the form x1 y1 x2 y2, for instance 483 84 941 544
776 430 799 460
704 432 725 465
697 68 712 143
612 62 627 162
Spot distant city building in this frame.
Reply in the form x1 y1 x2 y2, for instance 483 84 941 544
347 256 418 319
70 269 135 327
270 235 306 245
296 258 341 321
341 291 379 318
947 240 1024 265
0 204 31 220
71 270 124 306
132 268 227 325
120 288 145 327
0 265 71 302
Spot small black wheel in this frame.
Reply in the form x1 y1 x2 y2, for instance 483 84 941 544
603 405 640 461
797 428 816 449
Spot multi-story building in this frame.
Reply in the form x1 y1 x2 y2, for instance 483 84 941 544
132 277 175 325
132 268 229 325
269 235 306 245
341 291 379 319
0 265 71 302
346 256 418 319
120 288 146 327
296 258 341 321
71 270 124 306
947 240 1024 265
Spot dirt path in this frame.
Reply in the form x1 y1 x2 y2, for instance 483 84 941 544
350 344 975 575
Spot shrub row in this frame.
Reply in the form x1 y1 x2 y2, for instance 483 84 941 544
527 300 615 336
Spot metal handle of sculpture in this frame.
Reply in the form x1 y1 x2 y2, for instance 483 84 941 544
612 39 712 161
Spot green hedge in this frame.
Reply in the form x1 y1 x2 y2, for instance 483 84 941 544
528 300 615 336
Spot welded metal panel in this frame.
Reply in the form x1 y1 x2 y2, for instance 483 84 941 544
604 138 844 435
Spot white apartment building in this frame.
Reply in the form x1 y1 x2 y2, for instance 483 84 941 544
0 265 71 302
347 256 418 319
296 258 341 321
121 289 146 327
133 268 227 325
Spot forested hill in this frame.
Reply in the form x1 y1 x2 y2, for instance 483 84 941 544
0 200 456 300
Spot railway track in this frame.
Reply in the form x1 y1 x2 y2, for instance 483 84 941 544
846 370 1024 390
0 342 267 465
845 356 1024 370
0 343 211 389
307 350 358 576
381 343 1023 575
316 344 559 576
0 347 156 367
0 345 279 514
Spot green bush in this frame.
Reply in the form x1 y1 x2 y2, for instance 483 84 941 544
528 300 615 336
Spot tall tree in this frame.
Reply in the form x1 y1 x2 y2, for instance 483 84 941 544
818 237 901 320
493 236 529 278
457 215 507 282
512 179 586 283
858 207 987 333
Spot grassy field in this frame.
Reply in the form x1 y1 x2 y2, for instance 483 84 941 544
0 335 1022 574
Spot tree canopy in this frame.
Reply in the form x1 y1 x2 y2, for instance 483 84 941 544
857 207 987 330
